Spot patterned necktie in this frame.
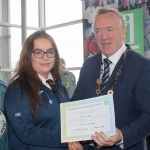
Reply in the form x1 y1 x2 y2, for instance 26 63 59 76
46 79 57 93
100 58 112 94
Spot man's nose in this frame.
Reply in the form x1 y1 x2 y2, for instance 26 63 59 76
101 31 108 40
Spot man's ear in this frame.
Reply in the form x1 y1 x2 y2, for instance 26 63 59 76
122 28 126 40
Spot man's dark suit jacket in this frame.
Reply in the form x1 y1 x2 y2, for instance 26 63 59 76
72 48 150 150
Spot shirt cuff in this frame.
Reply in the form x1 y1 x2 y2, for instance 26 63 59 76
116 131 124 149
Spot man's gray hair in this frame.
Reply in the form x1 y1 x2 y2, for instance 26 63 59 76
92 7 126 33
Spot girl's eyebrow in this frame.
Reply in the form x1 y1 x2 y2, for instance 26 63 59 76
33 48 54 51
33 48 42 51
47 48 55 51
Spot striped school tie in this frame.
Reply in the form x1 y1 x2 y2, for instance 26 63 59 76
46 79 57 94
100 58 112 94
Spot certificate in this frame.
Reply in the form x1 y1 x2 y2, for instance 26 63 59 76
60 94 115 143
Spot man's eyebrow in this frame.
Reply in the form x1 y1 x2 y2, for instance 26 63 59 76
95 28 101 31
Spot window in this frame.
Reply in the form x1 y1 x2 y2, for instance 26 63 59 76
27 0 39 27
11 27 21 69
46 23 83 68
45 0 82 26
0 0 84 82
10 0 21 25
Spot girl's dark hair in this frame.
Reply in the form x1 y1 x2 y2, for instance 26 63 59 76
9 30 60 116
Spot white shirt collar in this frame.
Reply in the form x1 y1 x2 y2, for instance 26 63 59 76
38 73 54 89
102 43 126 65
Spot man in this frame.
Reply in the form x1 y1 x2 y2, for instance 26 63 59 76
84 0 95 24
144 23 150 51
105 0 118 10
146 0 150 15
129 0 136 9
72 7 150 150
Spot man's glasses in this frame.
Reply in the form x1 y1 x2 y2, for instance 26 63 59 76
32 49 56 58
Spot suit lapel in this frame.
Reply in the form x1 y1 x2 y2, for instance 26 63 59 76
92 54 103 94
93 53 102 78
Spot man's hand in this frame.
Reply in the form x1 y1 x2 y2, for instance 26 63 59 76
68 142 83 150
91 128 122 147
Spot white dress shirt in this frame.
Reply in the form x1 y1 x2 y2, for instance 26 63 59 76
38 73 54 90
102 43 126 77
101 43 127 149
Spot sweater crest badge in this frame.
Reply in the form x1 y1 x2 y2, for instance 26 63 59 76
0 110 7 138
60 92 65 98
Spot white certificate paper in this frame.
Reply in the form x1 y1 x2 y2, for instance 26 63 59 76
60 94 115 143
